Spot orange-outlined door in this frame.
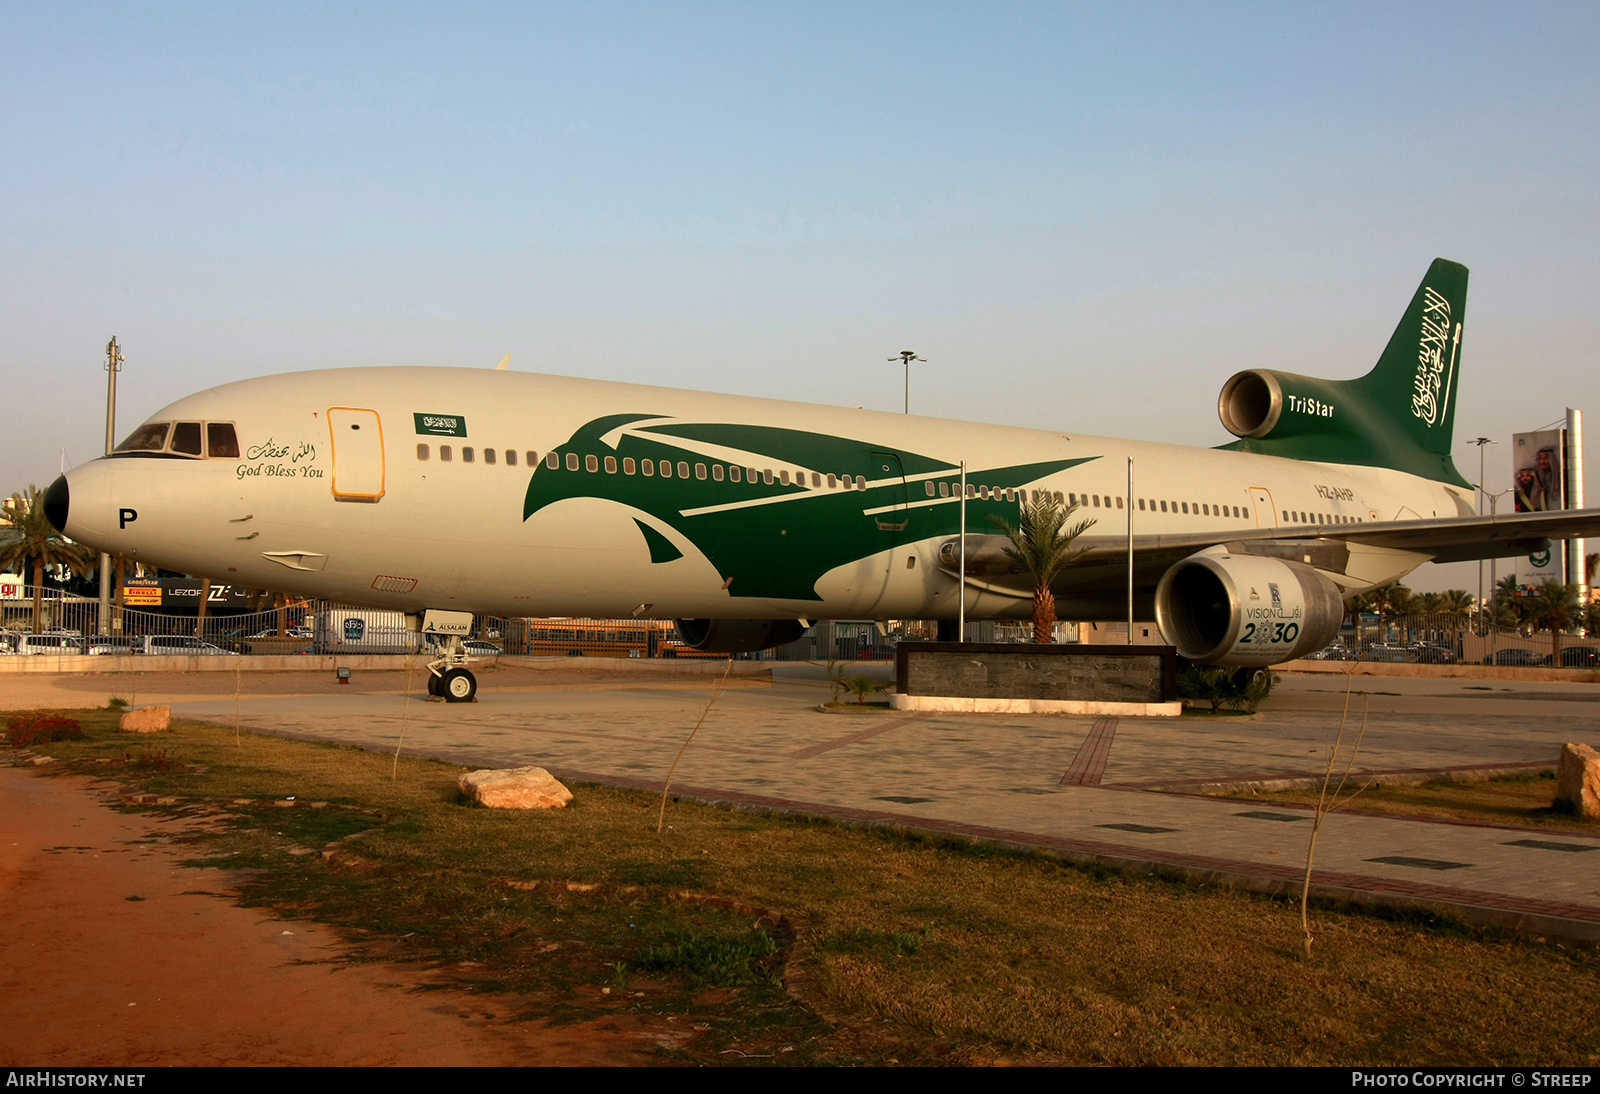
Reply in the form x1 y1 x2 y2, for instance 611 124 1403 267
329 408 385 501
1248 487 1277 528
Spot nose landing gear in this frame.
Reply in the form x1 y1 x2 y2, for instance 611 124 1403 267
425 634 478 703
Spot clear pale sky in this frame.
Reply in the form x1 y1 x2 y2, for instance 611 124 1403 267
3 3 1596 592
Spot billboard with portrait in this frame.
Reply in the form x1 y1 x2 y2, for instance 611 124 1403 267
1512 429 1567 593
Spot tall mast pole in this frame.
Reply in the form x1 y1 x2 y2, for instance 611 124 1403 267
99 337 124 634
958 461 967 642
1127 457 1134 644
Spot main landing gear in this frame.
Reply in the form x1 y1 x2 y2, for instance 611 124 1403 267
426 634 478 703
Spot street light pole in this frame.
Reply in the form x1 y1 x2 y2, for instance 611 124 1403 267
888 351 926 414
99 337 125 635
1472 437 1496 632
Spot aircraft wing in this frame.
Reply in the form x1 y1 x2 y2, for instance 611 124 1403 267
940 507 1600 602
1071 506 1600 567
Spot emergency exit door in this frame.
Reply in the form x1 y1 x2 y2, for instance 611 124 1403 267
329 408 386 501
1248 487 1277 528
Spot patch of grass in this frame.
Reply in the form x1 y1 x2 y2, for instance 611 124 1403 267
24 710 1600 1066
636 927 782 987
1253 770 1599 832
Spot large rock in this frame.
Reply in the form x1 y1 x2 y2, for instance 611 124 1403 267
459 766 572 810
1555 742 1600 818
119 705 171 733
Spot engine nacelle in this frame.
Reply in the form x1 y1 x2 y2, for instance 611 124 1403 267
673 618 806 654
1154 550 1344 667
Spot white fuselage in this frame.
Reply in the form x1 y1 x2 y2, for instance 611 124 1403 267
58 367 1470 621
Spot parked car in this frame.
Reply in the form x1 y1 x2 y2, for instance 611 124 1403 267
139 635 238 656
86 635 140 655
462 640 503 657
6 633 86 655
1304 645 1355 661
1490 648 1543 666
1411 643 1458 664
1556 645 1600 668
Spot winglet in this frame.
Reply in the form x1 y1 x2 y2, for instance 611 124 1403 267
495 353 510 371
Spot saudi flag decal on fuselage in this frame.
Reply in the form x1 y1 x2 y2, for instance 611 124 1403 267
523 413 1095 602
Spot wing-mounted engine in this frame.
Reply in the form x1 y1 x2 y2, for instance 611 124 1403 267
674 618 806 654
1154 549 1344 667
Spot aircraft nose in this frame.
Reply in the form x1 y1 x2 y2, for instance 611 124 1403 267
44 475 69 533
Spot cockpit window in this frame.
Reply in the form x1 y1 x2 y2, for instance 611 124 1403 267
170 422 203 456
207 423 240 458
115 422 171 452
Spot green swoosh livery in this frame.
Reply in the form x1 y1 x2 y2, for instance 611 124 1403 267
523 414 1095 601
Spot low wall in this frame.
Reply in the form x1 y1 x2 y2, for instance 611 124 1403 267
896 642 1179 704
1277 660 1600 683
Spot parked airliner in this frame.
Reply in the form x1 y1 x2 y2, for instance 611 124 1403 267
44 259 1600 700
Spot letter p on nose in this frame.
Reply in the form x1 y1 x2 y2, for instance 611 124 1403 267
119 508 138 529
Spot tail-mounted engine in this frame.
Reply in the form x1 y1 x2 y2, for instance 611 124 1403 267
673 618 806 654
1154 549 1344 667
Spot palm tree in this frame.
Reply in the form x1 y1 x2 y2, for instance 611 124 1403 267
1490 573 1524 628
0 485 97 634
990 493 1094 643
1524 580 1579 663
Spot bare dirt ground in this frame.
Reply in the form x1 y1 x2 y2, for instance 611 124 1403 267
0 764 685 1066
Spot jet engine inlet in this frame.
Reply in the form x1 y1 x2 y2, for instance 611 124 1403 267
1154 551 1344 667
1218 370 1284 439
673 618 806 654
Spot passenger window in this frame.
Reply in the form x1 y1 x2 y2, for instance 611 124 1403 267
1092 495 1100 507
812 473 822 487
660 461 673 479
695 463 707 480
939 482 949 497
925 481 936 496
604 456 617 473
484 448 496 465
712 464 724 481
546 452 559 469
763 470 774 485
642 459 654 476
505 450 517 466
624 458 636 475
1115 497 1123 508
115 422 170 452
584 454 597 472
527 451 537 466
170 421 203 456
417 443 430 461
463 447 475 463
1160 501 1168 512
441 446 453 462
566 453 579 471
730 466 742 482
677 461 689 478
779 471 790 485
859 477 869 490
207 423 240 458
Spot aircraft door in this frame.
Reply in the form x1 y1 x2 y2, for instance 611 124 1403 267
869 451 909 532
329 408 386 501
1248 487 1277 528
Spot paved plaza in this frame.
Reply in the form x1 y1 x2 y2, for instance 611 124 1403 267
11 660 1600 939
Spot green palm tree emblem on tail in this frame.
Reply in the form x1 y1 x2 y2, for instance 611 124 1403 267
523 414 1095 602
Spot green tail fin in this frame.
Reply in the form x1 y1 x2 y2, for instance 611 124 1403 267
1216 258 1470 487
1351 258 1468 457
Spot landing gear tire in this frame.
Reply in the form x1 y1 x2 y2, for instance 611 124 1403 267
426 671 442 697
442 668 477 703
